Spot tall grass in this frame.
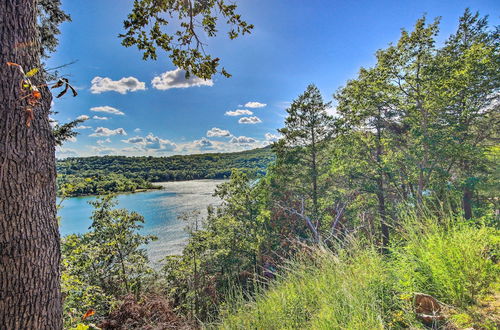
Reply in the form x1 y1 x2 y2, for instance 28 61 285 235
391 213 499 307
216 214 499 329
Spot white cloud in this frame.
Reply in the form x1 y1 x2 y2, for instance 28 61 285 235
76 115 89 121
122 133 176 151
238 116 262 124
265 133 280 142
134 128 141 133
123 136 145 144
67 136 77 143
56 147 79 158
49 117 58 129
151 68 213 90
277 101 291 110
206 127 231 137
230 136 257 144
90 106 125 115
90 127 127 137
76 125 92 130
97 138 111 145
90 76 146 94
194 137 214 150
90 146 118 155
225 109 253 116
245 102 266 108
93 115 109 120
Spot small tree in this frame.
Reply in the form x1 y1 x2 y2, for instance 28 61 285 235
275 84 334 242
61 195 156 327
334 67 398 249
434 9 499 219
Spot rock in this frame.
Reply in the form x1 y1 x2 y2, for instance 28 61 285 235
414 293 445 325
415 293 442 314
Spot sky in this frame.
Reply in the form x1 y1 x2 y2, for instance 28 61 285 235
50 0 499 158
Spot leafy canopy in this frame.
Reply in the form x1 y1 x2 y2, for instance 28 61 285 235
120 0 254 79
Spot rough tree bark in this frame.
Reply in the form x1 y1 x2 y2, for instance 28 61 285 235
0 1 61 329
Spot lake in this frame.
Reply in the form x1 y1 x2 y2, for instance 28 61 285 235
58 179 225 264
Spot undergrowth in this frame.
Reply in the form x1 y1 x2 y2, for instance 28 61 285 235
216 214 499 329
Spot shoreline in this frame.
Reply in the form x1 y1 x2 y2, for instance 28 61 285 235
57 178 228 198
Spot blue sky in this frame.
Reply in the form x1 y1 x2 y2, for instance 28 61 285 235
50 0 499 158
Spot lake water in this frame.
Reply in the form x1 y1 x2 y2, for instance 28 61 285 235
58 179 225 264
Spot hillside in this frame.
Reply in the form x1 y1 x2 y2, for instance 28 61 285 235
219 216 500 329
56 147 275 196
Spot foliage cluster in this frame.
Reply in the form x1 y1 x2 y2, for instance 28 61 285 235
56 147 274 196
62 196 157 328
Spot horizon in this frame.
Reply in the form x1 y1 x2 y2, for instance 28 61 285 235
56 144 271 160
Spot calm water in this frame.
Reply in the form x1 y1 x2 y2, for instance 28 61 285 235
58 179 225 263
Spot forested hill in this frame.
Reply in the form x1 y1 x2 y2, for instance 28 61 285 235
56 147 275 196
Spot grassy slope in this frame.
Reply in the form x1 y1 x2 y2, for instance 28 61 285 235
218 216 499 329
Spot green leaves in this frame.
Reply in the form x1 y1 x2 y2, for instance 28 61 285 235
62 196 157 327
119 0 253 80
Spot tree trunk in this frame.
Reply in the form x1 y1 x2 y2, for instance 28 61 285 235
463 185 473 220
375 111 389 251
0 1 61 329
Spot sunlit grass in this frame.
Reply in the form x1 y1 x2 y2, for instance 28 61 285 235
216 214 499 329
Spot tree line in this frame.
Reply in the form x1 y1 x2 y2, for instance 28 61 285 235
57 148 274 196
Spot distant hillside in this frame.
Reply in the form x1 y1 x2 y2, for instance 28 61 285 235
56 147 275 196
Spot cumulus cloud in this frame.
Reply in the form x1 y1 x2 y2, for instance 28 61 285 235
238 116 262 124
76 125 92 130
194 137 214 150
93 115 109 120
265 133 280 142
90 127 127 137
225 109 253 116
151 68 213 90
90 106 125 115
134 128 141 133
123 136 145 144
244 102 266 108
97 138 111 145
76 115 89 121
122 133 176 151
206 127 231 137
49 117 58 129
90 76 146 94
230 136 257 144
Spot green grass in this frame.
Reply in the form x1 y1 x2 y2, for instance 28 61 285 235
216 215 499 329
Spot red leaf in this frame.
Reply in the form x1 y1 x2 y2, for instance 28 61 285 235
32 90 41 99
82 309 95 320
